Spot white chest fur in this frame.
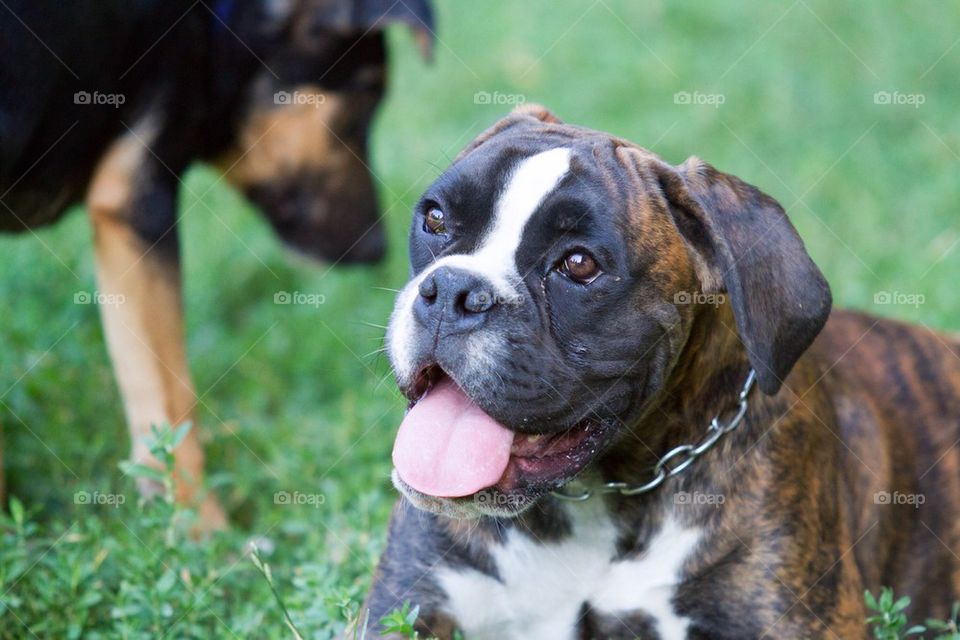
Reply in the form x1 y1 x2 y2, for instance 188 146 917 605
435 504 702 640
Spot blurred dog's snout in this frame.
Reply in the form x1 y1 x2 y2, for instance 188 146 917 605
414 267 496 334
341 226 386 264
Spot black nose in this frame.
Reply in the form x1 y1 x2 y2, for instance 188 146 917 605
414 266 496 335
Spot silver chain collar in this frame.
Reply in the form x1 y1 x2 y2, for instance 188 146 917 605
551 369 757 501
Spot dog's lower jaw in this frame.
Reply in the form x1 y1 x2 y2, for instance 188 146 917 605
392 470 539 519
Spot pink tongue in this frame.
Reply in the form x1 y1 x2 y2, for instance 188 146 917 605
392 377 514 498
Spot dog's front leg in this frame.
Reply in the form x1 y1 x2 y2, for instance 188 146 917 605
86 131 226 531
357 500 463 639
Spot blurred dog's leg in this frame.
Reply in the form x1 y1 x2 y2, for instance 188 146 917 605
0 419 5 505
86 131 226 531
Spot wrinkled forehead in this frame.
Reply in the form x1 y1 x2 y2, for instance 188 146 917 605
410 125 641 293
426 127 631 237
449 126 615 189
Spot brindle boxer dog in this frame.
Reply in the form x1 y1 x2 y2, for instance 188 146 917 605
361 105 960 638
0 0 432 529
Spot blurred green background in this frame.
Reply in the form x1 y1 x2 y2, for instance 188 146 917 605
1 1 958 636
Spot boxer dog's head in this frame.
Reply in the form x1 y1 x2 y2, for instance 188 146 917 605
387 106 831 518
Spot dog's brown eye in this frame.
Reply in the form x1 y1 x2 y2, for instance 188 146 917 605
560 251 601 284
425 207 446 234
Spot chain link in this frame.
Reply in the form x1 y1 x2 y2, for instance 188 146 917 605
552 369 757 501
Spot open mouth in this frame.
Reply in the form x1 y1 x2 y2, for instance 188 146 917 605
392 365 613 504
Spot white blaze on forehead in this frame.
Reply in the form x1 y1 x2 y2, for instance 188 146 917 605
472 146 573 292
387 147 572 382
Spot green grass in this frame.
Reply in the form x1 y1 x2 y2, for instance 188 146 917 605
2 1 960 636
865 587 960 639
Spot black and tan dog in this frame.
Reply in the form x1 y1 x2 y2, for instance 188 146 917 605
0 0 432 527
362 105 960 638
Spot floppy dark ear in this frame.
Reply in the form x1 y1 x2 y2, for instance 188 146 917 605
454 104 563 161
656 157 832 395
302 0 435 59
353 0 435 59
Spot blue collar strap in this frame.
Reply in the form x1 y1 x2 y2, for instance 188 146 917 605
211 0 235 37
